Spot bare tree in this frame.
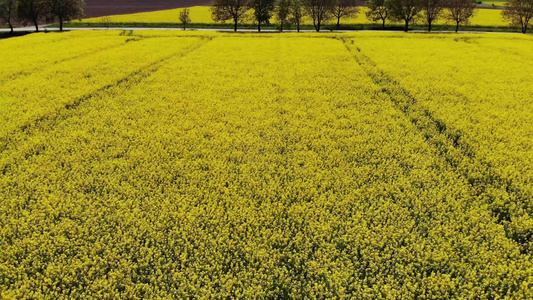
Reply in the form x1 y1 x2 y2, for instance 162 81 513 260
366 0 390 28
331 0 358 29
211 0 250 32
179 8 191 30
275 0 291 31
17 0 47 31
0 0 17 32
446 0 476 32
388 0 422 31
502 0 533 33
47 0 84 31
421 0 445 31
303 0 334 31
249 0 275 31
290 0 304 31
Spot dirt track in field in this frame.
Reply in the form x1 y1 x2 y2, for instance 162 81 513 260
83 0 212 18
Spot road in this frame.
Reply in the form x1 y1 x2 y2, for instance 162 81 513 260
0 25 523 34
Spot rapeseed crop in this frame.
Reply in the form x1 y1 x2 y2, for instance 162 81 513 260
0 31 129 81
346 32 533 257
1 31 533 298
0 34 204 142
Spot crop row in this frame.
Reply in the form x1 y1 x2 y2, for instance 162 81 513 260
0 31 133 82
346 33 533 254
0 34 206 148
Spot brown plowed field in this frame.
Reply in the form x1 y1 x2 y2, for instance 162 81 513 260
83 0 212 18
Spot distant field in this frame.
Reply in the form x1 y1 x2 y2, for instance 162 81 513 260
479 0 506 8
482 0 507 4
80 6 215 24
1 30 533 298
77 5 509 28
83 0 211 18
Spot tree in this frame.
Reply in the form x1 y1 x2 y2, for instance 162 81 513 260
446 0 476 32
502 0 533 33
421 0 446 31
275 0 291 31
290 0 304 31
179 8 191 30
47 0 84 31
303 0 334 31
17 0 47 31
365 0 390 28
211 0 250 32
248 0 275 31
330 0 358 29
388 0 422 31
0 0 17 32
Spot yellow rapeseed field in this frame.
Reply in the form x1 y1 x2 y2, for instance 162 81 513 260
1 31 533 298
78 5 509 28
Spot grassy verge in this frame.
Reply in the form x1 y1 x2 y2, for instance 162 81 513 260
54 22 280 30
49 22 524 33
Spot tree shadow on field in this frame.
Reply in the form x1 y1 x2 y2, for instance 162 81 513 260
0 32 33 40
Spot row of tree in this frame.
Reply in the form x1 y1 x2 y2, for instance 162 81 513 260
211 0 355 32
211 0 533 33
0 0 84 32
364 0 479 32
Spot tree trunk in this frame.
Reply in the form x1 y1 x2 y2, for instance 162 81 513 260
234 18 238 32
280 22 283 32
60 18 64 31
404 20 409 32
522 24 527 33
8 22 13 33
34 20 39 32
297 22 300 32
258 22 261 32
428 20 432 32
336 17 340 30
455 21 459 33
382 19 385 28
315 20 321 32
